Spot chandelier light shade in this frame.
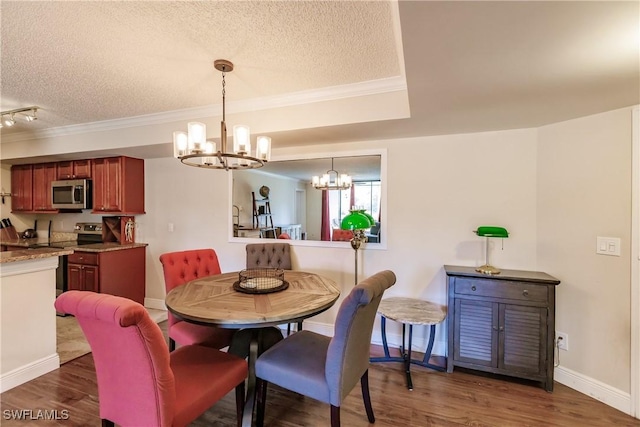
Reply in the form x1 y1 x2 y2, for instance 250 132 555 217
0 106 38 129
172 59 271 171
312 158 352 190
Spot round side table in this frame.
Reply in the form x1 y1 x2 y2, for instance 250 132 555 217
370 297 446 390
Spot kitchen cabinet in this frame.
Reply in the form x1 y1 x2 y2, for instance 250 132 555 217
32 162 58 212
67 252 99 292
57 160 92 179
445 265 560 392
10 164 33 212
92 156 145 214
67 247 145 304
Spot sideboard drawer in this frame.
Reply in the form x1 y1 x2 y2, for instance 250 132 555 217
454 278 548 302
68 252 99 265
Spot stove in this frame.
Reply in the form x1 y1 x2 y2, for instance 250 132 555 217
49 223 104 248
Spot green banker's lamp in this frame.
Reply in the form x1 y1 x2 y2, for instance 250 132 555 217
474 226 509 275
341 209 374 285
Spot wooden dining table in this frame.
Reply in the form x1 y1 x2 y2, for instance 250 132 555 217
165 270 341 427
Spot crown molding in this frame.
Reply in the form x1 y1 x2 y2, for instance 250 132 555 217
1 77 407 144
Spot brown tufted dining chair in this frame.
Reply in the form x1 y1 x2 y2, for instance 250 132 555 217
245 242 297 334
246 243 292 270
160 249 235 352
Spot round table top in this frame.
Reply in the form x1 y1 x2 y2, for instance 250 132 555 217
378 297 446 325
165 270 341 329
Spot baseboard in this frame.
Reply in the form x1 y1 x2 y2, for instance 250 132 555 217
144 297 168 311
303 320 631 416
0 353 60 393
554 365 631 416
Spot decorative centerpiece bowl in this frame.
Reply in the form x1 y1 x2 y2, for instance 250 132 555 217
233 268 288 294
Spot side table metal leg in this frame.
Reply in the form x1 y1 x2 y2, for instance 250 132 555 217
371 316 403 364
405 324 413 391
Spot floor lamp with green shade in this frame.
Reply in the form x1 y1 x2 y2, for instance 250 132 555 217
474 226 509 275
341 209 374 285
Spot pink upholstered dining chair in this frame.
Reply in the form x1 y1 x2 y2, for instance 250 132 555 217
55 291 248 427
160 249 235 351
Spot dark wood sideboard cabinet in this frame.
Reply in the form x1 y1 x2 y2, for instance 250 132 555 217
444 265 560 392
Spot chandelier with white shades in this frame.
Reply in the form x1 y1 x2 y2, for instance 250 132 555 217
172 59 271 171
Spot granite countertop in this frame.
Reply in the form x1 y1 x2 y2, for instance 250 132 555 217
0 247 74 264
1 237 148 255
0 232 78 248
70 242 148 253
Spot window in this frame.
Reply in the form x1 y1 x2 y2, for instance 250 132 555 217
328 181 381 230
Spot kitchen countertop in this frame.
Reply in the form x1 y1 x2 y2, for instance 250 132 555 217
1 238 148 253
0 247 74 264
71 242 148 252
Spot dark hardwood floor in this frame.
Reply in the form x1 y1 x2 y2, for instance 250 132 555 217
1 321 639 427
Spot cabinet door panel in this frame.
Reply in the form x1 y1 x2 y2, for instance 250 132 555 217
67 264 83 291
73 160 92 178
11 165 33 211
454 299 497 367
32 163 57 210
83 265 99 292
500 305 546 374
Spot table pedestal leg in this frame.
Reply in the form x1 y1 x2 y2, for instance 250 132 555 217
231 327 283 427
242 333 259 427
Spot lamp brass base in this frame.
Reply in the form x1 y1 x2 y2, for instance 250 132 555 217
475 264 501 275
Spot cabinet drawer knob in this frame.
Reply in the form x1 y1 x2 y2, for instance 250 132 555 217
523 290 529 297
471 285 476 291
492 326 498 331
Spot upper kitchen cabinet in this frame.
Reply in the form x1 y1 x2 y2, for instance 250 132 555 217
32 162 58 212
10 164 33 212
57 160 92 180
92 156 145 214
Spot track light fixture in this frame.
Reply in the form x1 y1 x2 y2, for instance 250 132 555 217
0 106 39 129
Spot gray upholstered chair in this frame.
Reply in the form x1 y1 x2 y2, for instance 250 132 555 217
254 270 397 427
245 243 292 270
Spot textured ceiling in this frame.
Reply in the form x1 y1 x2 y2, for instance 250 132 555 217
1 1 638 160
1 1 400 129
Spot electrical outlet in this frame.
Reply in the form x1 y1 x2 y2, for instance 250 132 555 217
556 331 569 351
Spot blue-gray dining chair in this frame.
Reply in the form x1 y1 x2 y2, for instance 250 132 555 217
254 270 397 427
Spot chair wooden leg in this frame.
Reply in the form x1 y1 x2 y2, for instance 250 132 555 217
256 378 268 427
361 369 375 423
330 405 341 427
101 420 115 427
235 380 245 427
169 338 176 352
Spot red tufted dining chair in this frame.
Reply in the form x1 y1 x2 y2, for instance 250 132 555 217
160 249 235 351
55 291 248 427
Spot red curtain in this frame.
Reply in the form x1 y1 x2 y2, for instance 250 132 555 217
320 190 330 241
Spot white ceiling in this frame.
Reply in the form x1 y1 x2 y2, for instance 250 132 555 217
1 1 638 160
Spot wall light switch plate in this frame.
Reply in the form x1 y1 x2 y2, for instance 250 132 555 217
596 237 621 256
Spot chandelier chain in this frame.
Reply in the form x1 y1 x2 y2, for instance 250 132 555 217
222 71 226 121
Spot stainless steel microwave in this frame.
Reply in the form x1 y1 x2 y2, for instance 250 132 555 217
51 179 92 209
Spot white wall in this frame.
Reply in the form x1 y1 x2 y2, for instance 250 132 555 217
141 127 539 345
537 107 632 393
